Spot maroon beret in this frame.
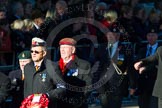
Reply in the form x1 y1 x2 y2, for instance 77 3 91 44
59 38 76 46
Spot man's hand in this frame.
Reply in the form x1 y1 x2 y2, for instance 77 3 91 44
134 61 142 70
139 67 145 74
134 61 145 74
129 88 136 95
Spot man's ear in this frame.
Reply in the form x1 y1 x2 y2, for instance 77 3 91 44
43 51 47 57
72 46 76 54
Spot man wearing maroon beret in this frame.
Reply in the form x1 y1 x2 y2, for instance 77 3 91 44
57 38 92 108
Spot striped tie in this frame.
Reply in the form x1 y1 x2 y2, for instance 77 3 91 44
22 73 24 80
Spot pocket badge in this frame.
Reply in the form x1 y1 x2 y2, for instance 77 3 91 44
117 54 124 66
67 69 78 76
72 69 78 76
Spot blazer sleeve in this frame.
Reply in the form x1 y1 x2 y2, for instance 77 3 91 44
45 60 66 100
141 46 161 66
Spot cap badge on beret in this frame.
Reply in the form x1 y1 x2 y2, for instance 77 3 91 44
109 23 121 33
32 41 37 46
119 26 125 34
32 37 46 46
18 51 31 59
113 28 116 32
22 53 25 58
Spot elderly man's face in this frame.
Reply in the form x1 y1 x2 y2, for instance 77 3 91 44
106 32 120 43
147 33 158 45
60 45 75 61
19 59 31 71
56 3 67 15
0 11 6 19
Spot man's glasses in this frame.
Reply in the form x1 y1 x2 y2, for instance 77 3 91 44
31 50 43 54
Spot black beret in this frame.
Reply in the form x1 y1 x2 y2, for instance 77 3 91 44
108 22 124 33
147 27 159 33
18 51 31 59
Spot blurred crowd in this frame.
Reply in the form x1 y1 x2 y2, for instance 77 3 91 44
0 0 162 66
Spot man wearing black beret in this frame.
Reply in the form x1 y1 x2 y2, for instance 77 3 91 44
8 50 31 108
94 24 136 108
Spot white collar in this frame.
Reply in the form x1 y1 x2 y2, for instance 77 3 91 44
34 59 43 67
147 42 158 50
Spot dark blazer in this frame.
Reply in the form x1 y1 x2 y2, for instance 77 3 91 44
9 69 22 80
136 44 159 95
24 59 65 108
0 72 11 105
58 56 92 108
141 46 162 98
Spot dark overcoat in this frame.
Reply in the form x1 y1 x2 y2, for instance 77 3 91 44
0 72 11 106
8 69 24 108
141 46 162 98
24 59 65 108
58 56 92 108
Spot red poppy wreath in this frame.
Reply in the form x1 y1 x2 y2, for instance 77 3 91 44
20 94 49 108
